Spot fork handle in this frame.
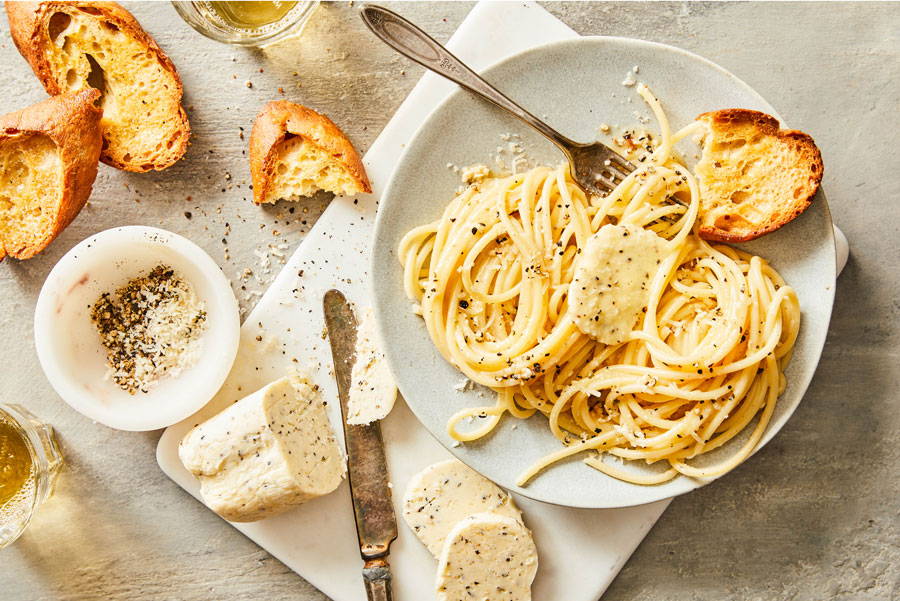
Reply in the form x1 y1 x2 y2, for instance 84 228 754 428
360 4 577 155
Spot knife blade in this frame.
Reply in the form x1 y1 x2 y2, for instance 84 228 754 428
323 289 397 601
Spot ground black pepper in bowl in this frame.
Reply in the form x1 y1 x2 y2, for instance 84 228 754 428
91 265 208 394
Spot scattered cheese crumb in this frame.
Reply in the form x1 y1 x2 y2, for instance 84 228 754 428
460 164 490 184
454 379 475 392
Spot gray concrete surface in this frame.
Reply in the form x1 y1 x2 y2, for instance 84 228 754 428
1 2 898 600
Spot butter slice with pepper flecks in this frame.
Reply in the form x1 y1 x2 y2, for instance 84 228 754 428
346 307 397 425
403 459 522 557
178 375 345 522
568 223 668 345
436 512 538 601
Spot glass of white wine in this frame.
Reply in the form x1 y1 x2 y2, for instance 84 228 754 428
0 404 63 548
172 1 320 47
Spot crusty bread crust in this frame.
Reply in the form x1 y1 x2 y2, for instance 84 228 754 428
0 89 103 260
6 1 190 172
695 109 823 243
250 100 371 204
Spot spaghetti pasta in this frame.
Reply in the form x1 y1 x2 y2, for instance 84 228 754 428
398 85 800 486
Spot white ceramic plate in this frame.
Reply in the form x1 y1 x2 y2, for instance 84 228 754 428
371 37 836 508
34 226 240 431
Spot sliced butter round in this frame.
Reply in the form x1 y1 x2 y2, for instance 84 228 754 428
347 307 397 425
436 512 538 601
403 458 522 557
567 223 668 345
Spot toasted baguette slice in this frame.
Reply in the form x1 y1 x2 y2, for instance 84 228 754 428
6 1 190 172
250 100 371 205
694 109 823 242
0 89 102 260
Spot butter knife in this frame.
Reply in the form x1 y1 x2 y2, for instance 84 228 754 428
323 289 398 601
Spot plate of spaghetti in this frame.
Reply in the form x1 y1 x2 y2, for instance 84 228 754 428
372 37 835 508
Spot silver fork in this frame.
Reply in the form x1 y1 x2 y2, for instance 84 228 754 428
360 4 635 196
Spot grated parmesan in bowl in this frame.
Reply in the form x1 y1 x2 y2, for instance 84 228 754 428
34 227 240 431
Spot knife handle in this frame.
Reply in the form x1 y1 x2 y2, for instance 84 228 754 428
363 557 393 601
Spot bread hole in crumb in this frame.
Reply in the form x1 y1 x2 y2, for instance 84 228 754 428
793 187 803 199
276 163 288 175
123 153 132 163
77 7 103 16
810 163 818 173
65 68 78 87
740 159 757 176
85 54 107 105
101 20 119 33
101 137 110 151
729 191 750 204
140 163 153 170
48 12 71 45
714 138 746 152
714 213 751 230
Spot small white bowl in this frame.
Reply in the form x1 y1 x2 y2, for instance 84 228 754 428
34 226 240 431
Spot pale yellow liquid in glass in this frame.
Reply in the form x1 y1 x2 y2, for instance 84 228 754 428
0 416 34 525
208 1 298 28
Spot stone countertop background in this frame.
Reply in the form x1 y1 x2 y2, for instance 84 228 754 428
1 2 897 600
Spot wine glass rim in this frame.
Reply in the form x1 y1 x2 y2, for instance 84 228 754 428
171 1 320 47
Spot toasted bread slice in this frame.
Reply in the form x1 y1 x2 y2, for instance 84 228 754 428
0 89 103 260
249 100 371 205
6 1 190 172
694 109 823 242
